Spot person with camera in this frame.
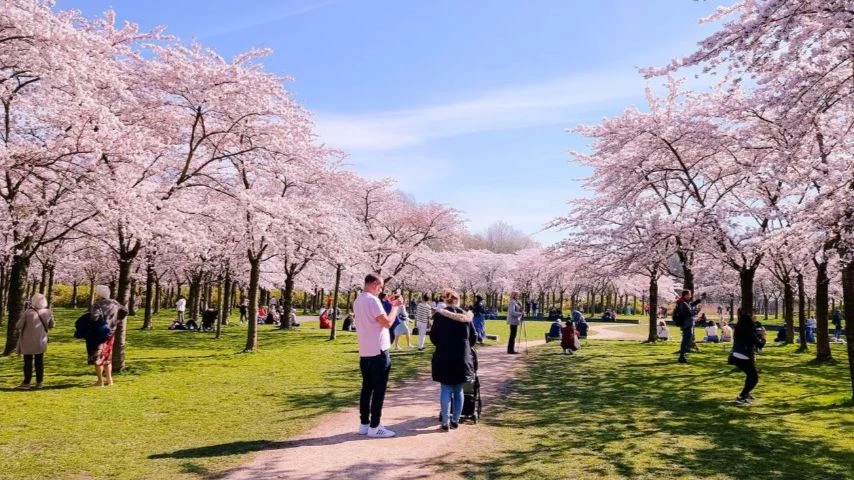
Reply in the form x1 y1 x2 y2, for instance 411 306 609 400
507 291 523 354
674 290 705 364
354 274 402 439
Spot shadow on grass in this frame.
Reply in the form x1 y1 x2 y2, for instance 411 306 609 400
451 342 854 480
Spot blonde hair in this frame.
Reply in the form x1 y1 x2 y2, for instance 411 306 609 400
30 293 48 310
95 285 111 300
442 288 460 305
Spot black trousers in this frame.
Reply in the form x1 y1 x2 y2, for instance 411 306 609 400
508 324 518 353
23 353 44 384
733 357 758 398
360 350 391 428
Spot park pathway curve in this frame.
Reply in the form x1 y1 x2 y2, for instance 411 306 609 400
222 338 546 480
587 322 647 341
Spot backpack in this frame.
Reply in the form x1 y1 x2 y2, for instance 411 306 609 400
671 305 682 328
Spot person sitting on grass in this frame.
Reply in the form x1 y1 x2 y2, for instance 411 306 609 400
656 319 669 340
704 320 719 343
720 321 733 342
560 319 579 354
545 317 562 342
168 318 186 330
754 321 767 353
576 317 589 338
774 327 787 343
341 313 355 331
319 308 332 329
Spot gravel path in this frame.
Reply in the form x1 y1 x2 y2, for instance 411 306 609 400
222 339 545 480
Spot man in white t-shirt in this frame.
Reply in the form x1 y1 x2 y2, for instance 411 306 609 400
176 296 187 323
355 273 401 438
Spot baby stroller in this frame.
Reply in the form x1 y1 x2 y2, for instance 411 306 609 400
460 349 482 423
201 309 218 331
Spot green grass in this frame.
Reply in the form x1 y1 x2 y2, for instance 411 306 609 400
453 340 854 480
0 309 547 480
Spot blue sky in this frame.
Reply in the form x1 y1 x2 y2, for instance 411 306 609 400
62 0 724 244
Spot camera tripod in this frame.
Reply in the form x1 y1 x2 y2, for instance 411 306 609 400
515 319 528 354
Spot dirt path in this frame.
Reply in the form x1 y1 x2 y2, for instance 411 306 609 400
222 339 545 480
587 323 647 341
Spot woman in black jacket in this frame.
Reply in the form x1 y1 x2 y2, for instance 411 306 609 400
731 312 761 405
430 289 476 431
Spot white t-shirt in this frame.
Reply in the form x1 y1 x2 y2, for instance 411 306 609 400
354 291 390 357
176 298 186 312
705 326 717 337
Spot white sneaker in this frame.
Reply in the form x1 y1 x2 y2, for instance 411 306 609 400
367 425 396 438
358 423 369 435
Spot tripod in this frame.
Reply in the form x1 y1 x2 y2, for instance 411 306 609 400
515 319 528 354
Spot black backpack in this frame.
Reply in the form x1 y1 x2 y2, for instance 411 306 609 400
671 305 682 328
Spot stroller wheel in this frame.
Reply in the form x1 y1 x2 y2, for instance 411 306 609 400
472 414 479 424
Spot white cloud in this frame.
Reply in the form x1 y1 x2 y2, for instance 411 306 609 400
315 69 646 151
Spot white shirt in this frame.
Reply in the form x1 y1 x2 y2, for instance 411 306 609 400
354 291 390 357
415 302 432 324
705 326 717 337
176 298 186 312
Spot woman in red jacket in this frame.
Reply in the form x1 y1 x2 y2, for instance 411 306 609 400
561 320 579 354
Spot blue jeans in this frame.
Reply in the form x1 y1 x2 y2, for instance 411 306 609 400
440 383 464 425
680 325 693 357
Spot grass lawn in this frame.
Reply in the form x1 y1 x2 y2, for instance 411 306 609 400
454 339 854 480
0 309 546 480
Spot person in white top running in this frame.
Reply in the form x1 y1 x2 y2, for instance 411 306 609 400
355 273 402 438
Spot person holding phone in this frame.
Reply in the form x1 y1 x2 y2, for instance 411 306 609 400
354 274 402 438
675 290 705 364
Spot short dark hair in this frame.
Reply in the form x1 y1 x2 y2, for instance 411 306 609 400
681 290 691 297
364 273 382 286
422 293 430 301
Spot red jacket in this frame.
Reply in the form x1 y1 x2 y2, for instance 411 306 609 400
561 325 578 349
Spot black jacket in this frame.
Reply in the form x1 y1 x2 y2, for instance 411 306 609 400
673 298 701 328
732 321 761 359
430 307 477 385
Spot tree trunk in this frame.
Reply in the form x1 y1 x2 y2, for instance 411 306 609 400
814 260 832 362
38 261 47 294
840 261 854 401
3 255 29 355
739 267 756 317
647 270 659 343
71 280 78 309
245 255 262 352
128 279 138 316
88 277 96 307
330 265 342 340
142 261 155 329
281 276 296 329
46 265 55 306
215 277 224 339
797 272 808 351
153 279 161 314
783 279 794 343
0 261 6 327
763 294 768 321
112 253 135 372
220 270 232 327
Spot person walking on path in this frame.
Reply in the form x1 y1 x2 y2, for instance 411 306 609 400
90 285 128 386
674 290 705 363
731 312 761 405
507 291 523 354
175 295 186 323
472 295 486 344
15 293 55 389
355 274 402 438
429 289 475 431
415 293 432 351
